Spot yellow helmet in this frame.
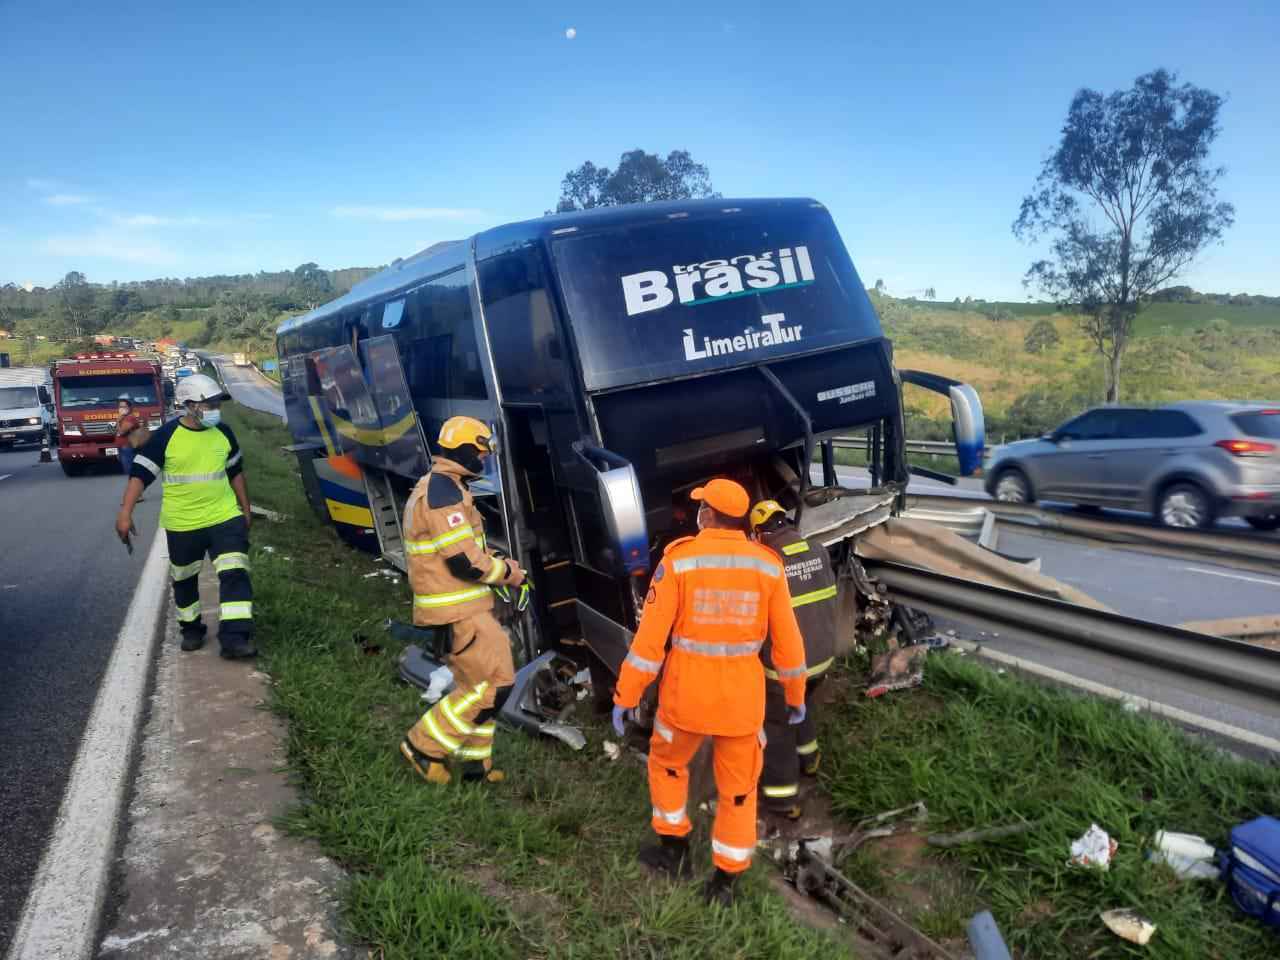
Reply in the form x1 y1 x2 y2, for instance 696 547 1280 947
437 416 493 452
750 499 786 529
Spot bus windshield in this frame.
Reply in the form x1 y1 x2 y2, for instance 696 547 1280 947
58 374 158 409
0 387 39 410
551 207 882 392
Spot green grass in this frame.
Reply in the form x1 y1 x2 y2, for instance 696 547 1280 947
1133 301 1280 335
227 402 856 960
822 654 1280 958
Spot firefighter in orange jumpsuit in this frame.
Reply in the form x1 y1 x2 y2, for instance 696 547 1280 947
399 416 527 785
613 478 808 906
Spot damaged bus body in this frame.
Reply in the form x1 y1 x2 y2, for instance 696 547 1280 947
276 198 982 687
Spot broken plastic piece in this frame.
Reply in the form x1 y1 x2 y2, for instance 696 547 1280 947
1101 909 1156 945
603 741 621 761
1070 823 1117 870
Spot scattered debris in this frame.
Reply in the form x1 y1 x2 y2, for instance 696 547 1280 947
1122 700 1141 713
966 910 1013 960
1150 830 1219 880
260 545 276 554
1069 824 1117 870
249 504 287 522
779 837 959 959
1100 909 1156 945
363 569 400 582
421 665 454 704
856 802 928 832
928 819 1043 849
866 646 927 698
352 634 383 656
602 741 621 762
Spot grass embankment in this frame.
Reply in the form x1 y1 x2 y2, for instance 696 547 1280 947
229 402 850 960
229 401 1280 958
824 655 1280 958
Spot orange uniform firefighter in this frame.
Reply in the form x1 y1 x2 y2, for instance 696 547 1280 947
612 478 808 906
400 416 527 785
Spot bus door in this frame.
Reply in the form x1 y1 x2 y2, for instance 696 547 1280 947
358 334 431 480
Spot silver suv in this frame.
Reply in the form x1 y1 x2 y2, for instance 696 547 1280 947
983 402 1280 529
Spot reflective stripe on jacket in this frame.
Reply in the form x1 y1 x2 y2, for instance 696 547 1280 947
614 528 807 736
403 457 510 626
758 523 838 681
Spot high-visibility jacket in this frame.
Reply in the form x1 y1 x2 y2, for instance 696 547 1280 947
614 527 807 737
403 457 518 626
757 523 838 681
132 418 244 532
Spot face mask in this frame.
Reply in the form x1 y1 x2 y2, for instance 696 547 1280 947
199 409 222 428
118 408 128 417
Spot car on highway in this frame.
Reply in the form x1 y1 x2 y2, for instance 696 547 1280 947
984 402 1280 530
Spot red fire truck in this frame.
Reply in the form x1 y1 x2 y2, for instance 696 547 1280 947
52 353 165 476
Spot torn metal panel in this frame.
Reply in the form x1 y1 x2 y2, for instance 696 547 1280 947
856 516 1111 611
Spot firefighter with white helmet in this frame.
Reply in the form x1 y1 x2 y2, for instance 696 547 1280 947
400 416 528 785
115 373 257 658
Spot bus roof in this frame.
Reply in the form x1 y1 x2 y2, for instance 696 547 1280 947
277 197 825 337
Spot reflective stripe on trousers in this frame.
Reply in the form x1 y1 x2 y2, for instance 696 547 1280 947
413 585 492 608
712 838 753 863
176 600 201 623
220 601 252 620
170 559 203 581
213 551 250 573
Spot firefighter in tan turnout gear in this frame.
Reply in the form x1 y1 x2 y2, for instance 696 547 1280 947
400 416 526 785
750 499 839 818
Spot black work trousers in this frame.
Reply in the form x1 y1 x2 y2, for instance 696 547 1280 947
761 674 825 811
166 516 253 651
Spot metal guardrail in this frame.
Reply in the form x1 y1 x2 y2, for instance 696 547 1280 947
833 437 977 457
862 558 1280 723
904 493 1280 576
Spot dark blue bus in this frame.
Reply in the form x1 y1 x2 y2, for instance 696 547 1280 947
276 198 982 670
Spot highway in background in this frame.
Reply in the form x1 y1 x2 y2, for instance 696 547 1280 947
206 353 285 420
0 446 162 954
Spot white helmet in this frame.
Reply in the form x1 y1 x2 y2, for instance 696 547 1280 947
175 374 229 406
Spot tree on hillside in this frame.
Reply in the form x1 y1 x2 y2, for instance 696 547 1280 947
924 286 936 300
1013 69 1234 403
874 278 886 294
55 271 99 339
981 305 1014 323
1024 318 1061 354
291 262 332 310
555 149 719 212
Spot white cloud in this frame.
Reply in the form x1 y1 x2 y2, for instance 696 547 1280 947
331 205 487 223
42 231 180 266
565 26 577 39
46 194 90 206
113 213 208 227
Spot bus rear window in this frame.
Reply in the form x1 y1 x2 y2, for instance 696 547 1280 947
551 207 881 391
1232 410 1280 439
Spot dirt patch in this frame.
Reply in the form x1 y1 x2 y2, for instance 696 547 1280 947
466 861 568 943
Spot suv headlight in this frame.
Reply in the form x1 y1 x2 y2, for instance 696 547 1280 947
26 417 41 425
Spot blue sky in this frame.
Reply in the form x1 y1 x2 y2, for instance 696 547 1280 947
1 0 1276 299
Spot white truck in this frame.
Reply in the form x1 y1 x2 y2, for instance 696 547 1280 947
0 367 55 449
231 352 249 367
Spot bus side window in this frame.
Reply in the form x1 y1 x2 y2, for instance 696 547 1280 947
478 248 570 401
401 269 488 401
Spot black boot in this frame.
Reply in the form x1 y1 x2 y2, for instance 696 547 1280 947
180 622 207 651
638 835 693 880
702 868 738 908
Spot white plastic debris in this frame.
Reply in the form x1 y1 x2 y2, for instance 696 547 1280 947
603 741 621 762
1150 830 1219 880
1122 700 1140 713
1070 824 1117 870
260 545 276 554
420 665 454 704
1101 909 1156 945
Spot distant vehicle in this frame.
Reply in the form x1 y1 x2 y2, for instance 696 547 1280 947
175 366 195 379
231 352 249 367
0 367 55 448
52 353 165 477
984 402 1280 530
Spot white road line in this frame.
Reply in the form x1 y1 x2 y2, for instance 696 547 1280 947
6 533 168 960
0 474 12 482
1184 566 1280 587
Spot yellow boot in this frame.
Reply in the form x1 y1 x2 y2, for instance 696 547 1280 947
400 740 451 784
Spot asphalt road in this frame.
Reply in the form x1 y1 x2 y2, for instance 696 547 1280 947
208 355 285 420
0 444 161 954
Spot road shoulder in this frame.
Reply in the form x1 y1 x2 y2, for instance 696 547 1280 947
97 565 350 959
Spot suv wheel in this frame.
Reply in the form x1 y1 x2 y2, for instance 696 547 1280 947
993 468 1031 504
1245 515 1280 532
1157 483 1215 529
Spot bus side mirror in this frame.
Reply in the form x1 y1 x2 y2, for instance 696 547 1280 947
573 442 650 577
898 370 986 476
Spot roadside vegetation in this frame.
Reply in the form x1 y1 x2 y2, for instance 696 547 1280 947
229 401 1280 959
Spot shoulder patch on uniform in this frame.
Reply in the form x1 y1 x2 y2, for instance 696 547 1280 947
653 562 665 583
426 471 464 508
446 510 466 528
662 536 695 555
